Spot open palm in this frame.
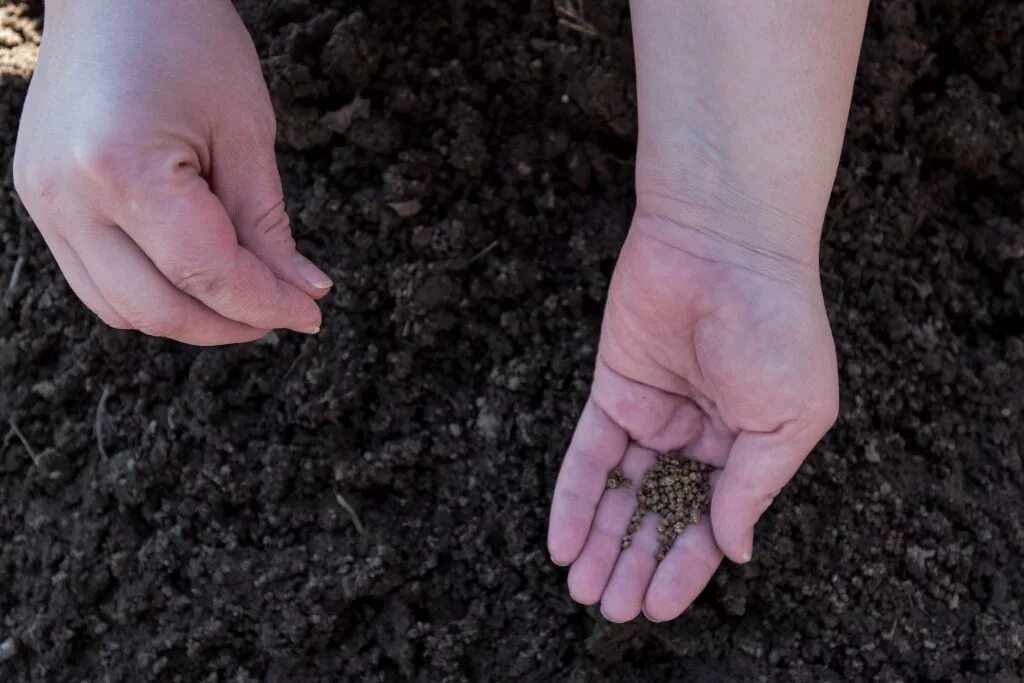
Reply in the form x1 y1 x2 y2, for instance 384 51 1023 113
548 213 839 622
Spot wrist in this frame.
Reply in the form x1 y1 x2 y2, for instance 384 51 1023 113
633 161 823 284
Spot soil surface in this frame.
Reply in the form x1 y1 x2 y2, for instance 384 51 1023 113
2 1 1023 681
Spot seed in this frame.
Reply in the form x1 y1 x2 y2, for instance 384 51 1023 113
606 468 632 490
620 452 712 561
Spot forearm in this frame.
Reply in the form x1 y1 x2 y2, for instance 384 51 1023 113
630 0 869 268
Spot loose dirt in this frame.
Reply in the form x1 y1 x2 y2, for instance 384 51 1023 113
1 1 1022 681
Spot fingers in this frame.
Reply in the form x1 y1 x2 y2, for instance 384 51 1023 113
548 398 630 566
39 230 130 329
110 172 322 334
600 465 720 622
642 516 723 622
564 442 723 622
567 445 656 604
600 510 660 622
238 197 333 301
71 221 270 346
210 117 333 300
711 422 822 563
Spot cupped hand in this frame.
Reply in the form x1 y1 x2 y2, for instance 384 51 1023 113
548 210 839 622
13 0 331 345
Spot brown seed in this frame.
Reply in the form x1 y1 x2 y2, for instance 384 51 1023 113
606 468 632 490
619 452 712 559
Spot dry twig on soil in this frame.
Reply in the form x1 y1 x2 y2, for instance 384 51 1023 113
468 240 499 264
95 386 112 458
554 0 600 38
7 418 39 465
3 254 24 306
335 492 367 535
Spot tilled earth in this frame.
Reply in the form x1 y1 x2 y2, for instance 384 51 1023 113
1 1 1023 681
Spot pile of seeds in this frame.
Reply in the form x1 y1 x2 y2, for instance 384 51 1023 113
610 453 712 561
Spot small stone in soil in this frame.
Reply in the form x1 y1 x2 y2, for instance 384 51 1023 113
0 637 16 662
622 454 711 561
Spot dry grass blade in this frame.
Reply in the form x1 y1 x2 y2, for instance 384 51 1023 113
3 254 24 306
95 386 112 458
468 239 499 264
335 492 367 535
554 0 600 38
7 418 39 465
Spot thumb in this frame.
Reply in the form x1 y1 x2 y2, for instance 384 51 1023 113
710 421 824 564
212 124 333 300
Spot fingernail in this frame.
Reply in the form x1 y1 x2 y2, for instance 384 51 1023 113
293 253 333 291
642 607 664 623
550 554 568 567
299 319 321 335
599 606 628 624
739 530 754 563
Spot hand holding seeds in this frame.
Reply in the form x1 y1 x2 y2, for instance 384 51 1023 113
546 0 860 624
546 231 839 622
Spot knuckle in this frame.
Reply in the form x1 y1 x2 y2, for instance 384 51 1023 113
170 262 229 301
12 153 52 205
70 129 186 202
249 199 295 248
72 135 139 186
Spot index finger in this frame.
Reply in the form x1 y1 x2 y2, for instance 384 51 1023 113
112 171 322 334
548 397 629 566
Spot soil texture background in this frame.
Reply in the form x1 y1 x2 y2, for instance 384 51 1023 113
1 1 1023 680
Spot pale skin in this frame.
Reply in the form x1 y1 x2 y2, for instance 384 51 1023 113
14 1 868 621
14 0 330 344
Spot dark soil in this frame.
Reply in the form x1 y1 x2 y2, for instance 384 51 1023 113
1 1 1023 680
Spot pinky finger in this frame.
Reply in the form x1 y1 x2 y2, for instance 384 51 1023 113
38 229 130 329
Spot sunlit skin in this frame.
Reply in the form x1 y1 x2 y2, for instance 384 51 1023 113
14 0 869 622
13 0 332 345
547 0 869 622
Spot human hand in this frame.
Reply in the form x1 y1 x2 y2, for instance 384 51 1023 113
13 0 331 345
547 208 839 622
546 0 863 624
